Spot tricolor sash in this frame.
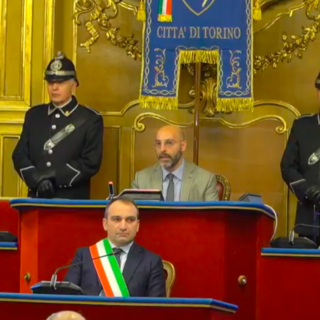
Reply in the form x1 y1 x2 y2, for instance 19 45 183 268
89 239 130 297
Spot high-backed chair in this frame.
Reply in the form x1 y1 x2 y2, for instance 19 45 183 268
215 174 231 200
162 260 176 297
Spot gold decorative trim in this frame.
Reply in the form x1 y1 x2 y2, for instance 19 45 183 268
254 0 320 73
163 260 176 297
189 77 218 117
133 113 193 132
255 2 306 35
254 100 301 117
133 113 287 134
119 1 138 14
216 174 231 201
74 0 141 59
0 0 32 110
261 0 277 5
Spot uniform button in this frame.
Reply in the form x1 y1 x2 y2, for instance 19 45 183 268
46 162 51 167
48 149 53 155
55 113 60 118
52 125 57 130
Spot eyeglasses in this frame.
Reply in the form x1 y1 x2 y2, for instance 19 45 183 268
154 139 184 149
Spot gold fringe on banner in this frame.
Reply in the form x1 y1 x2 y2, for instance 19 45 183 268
253 0 261 21
139 96 179 110
137 0 146 21
140 50 219 110
180 50 219 64
158 14 172 22
216 98 254 113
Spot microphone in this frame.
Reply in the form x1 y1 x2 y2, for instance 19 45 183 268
50 252 115 290
107 181 114 200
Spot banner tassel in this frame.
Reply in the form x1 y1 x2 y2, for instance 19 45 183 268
137 0 146 21
216 98 254 113
180 50 219 64
253 0 262 21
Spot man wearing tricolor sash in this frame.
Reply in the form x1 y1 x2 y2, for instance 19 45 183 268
65 197 166 297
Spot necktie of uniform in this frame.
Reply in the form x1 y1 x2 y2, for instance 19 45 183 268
166 173 175 201
113 247 123 269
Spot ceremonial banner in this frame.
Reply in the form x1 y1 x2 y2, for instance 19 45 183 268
139 0 253 112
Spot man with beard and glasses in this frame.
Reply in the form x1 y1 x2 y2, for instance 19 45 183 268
131 125 219 201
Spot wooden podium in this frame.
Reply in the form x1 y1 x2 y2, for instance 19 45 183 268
10 199 275 320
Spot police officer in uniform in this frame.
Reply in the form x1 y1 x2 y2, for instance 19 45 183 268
12 52 103 199
281 72 320 240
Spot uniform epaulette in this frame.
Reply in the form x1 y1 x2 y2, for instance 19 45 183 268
83 105 101 116
296 114 314 120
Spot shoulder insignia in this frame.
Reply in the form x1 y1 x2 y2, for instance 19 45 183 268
83 105 101 116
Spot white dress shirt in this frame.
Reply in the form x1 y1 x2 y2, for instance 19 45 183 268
109 240 134 272
162 159 185 201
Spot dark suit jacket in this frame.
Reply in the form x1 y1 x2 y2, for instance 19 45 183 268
64 242 166 297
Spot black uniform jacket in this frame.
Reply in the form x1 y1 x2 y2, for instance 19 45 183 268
281 113 320 235
12 96 103 199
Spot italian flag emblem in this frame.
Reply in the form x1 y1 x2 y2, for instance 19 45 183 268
158 0 172 22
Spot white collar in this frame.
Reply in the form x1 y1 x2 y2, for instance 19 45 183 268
52 97 72 109
108 240 134 254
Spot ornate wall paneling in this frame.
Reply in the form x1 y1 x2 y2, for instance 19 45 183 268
0 0 319 237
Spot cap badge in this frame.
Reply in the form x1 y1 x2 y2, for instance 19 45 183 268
50 59 62 73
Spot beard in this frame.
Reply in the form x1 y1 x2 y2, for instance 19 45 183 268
158 150 182 169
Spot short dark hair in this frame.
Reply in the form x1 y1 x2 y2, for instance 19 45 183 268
104 197 139 219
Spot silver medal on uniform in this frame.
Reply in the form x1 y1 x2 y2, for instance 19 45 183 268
308 152 320 165
65 124 75 133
